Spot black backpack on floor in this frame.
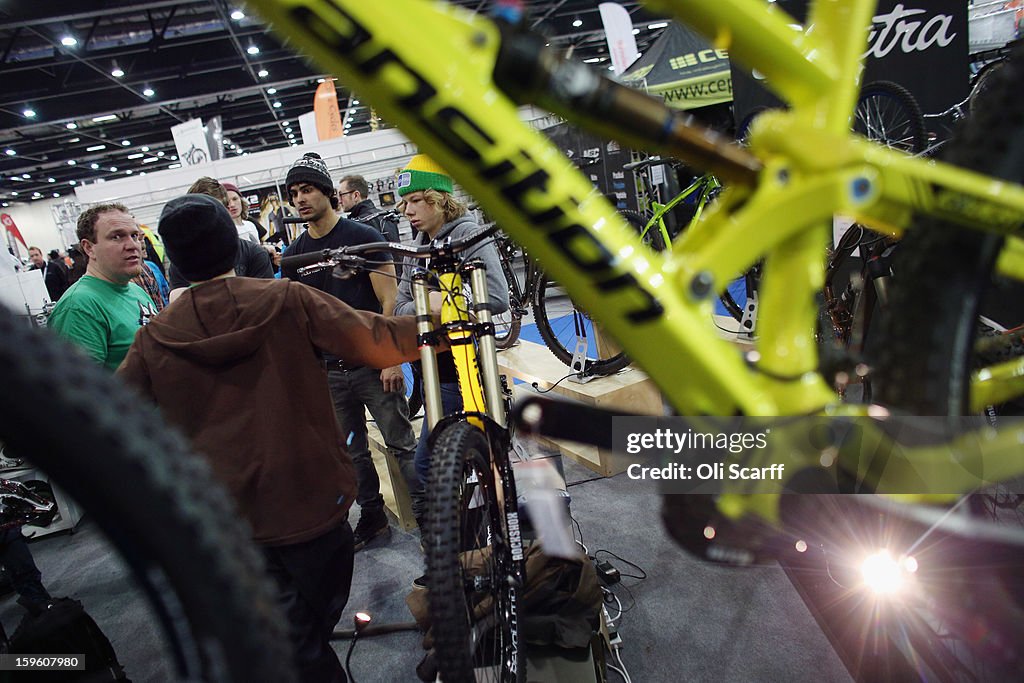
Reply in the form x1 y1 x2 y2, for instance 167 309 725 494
5 598 129 682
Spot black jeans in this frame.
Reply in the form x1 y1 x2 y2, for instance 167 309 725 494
262 522 354 683
327 366 419 516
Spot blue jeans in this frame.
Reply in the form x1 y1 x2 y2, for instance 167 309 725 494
414 381 464 485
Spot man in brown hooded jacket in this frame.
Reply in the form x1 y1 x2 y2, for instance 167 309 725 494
117 193 421 683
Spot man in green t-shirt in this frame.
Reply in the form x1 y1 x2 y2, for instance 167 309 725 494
49 202 158 370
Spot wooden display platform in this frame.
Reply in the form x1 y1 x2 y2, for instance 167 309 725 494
498 340 665 476
367 417 420 531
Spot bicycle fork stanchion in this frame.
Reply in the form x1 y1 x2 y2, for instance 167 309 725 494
412 272 443 432
466 262 507 427
437 268 488 430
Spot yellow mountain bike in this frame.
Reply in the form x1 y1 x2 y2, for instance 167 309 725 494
249 0 1024 679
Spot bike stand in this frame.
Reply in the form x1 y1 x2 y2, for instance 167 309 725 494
568 339 598 384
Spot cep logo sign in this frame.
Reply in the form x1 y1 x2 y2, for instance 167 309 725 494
669 49 728 70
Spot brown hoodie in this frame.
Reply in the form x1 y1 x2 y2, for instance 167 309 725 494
117 277 420 545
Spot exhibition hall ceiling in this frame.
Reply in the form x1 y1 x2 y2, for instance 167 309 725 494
0 1 667 204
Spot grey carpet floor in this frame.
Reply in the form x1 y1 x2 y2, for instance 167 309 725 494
0 454 851 682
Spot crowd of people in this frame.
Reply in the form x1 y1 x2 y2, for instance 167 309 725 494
32 150 507 682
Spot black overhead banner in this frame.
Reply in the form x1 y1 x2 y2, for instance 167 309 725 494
731 0 969 139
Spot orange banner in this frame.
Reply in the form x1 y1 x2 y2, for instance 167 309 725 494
314 80 344 141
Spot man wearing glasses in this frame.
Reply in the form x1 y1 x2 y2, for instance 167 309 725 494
338 176 402 273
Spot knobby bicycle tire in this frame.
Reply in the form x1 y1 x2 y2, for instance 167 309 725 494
424 421 524 683
621 208 666 252
854 80 927 155
531 275 630 376
873 41 1024 680
493 243 524 350
0 307 296 682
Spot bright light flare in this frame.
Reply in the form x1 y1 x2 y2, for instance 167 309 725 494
861 550 915 594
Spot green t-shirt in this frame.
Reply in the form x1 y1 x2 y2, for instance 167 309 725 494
48 275 159 370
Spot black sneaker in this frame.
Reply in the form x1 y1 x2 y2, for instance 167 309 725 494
412 575 427 590
353 511 390 552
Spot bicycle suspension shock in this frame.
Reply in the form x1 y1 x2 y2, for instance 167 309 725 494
492 23 762 186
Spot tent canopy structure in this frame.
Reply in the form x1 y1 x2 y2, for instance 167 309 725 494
621 22 733 110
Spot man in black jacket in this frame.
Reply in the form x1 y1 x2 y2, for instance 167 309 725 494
338 177 401 278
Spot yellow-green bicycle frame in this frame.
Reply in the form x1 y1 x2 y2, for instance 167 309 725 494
247 0 1024 508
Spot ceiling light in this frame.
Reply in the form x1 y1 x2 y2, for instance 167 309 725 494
61 36 78 47
66 122 78 130
247 44 260 55
168 163 181 169
170 155 177 160
648 22 669 29
157 151 165 157
70 180 76 185
90 163 99 169
632 28 640 35
67 160 76 165
584 57 602 63
141 146 150 152
273 101 282 108
111 64 125 78
572 18 583 27
142 87 155 97
110 166 118 172
47 177 55 183
1 203 7 208
257 69 269 78
10 192 17 196
125 169 133 175
288 133 295 139
231 9 245 20
53 192 60 198
285 127 292 133
4 149 14 156
87 144 106 151
317 78 325 83
21 174 30 179
142 157 159 164
127 153 144 159
267 87 277 94
92 114 117 122
23 108 36 118
121 140 131 146
352 99 360 105
33 192 41 197
68 137 80 143
139 172 146 176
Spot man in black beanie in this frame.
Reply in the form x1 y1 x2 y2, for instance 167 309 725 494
282 152 420 550
118 193 423 682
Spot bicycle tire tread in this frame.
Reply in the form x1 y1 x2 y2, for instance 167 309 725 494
0 308 295 682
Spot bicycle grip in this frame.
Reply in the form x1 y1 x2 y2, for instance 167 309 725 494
280 250 332 270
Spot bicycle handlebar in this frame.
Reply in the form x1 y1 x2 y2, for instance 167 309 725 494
280 223 501 272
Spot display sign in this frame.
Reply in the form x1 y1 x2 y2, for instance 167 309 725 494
544 123 637 212
314 79 344 141
170 118 212 167
600 3 640 76
731 0 969 140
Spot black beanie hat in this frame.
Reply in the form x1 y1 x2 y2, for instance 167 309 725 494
159 194 239 282
285 152 333 194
